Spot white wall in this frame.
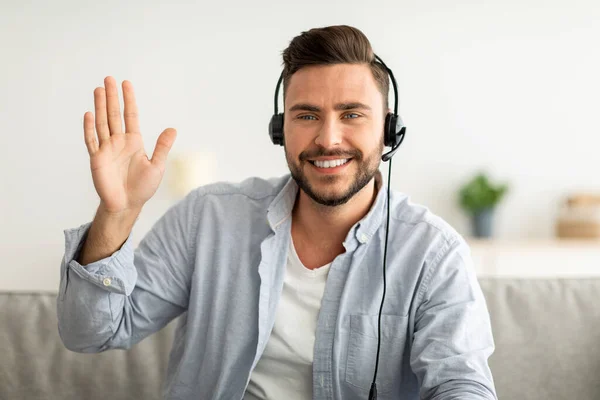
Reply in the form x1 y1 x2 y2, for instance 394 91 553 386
1 0 599 291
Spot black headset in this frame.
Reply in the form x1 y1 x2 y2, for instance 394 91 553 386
268 54 407 400
268 54 406 162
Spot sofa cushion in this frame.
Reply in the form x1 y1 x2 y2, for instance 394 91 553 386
2 278 600 400
480 278 600 400
0 292 177 400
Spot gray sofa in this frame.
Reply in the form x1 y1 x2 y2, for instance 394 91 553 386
2 278 600 400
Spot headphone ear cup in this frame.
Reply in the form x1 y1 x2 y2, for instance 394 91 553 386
269 113 285 146
384 113 397 147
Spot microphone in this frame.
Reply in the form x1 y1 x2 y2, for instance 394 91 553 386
381 129 406 162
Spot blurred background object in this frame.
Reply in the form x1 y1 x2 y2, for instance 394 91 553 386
556 194 600 239
459 172 509 238
167 152 217 199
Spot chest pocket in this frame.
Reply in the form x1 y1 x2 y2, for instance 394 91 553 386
345 314 409 395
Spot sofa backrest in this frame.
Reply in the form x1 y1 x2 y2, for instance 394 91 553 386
2 279 600 400
0 292 176 400
480 278 600 400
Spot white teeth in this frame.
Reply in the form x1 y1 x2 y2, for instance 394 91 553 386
313 158 349 168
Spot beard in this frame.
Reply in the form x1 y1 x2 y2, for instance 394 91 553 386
285 139 384 207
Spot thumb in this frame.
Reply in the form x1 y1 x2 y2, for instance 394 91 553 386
150 128 177 168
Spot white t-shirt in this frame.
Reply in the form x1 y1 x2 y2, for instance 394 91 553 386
244 239 331 399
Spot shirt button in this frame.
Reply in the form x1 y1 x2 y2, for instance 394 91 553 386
102 278 112 286
359 233 368 243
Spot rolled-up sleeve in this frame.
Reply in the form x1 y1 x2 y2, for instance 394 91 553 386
56 192 198 353
59 222 138 297
410 238 497 400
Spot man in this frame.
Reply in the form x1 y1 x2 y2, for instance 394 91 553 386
57 25 497 399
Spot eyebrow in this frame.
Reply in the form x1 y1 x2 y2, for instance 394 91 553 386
288 102 372 113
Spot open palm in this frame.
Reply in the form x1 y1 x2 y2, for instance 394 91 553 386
83 77 177 214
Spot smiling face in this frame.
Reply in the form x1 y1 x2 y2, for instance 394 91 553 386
283 63 386 207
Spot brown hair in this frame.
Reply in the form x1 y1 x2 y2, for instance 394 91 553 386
281 25 389 111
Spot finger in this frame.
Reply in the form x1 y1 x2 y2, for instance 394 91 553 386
150 128 177 168
94 87 110 144
83 112 99 155
122 80 140 133
104 76 123 135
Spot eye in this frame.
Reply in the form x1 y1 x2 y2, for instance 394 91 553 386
343 113 360 119
298 115 317 120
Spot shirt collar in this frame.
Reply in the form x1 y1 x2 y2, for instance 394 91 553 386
266 176 298 230
266 170 387 244
350 170 386 245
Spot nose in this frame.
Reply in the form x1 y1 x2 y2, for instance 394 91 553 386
314 117 343 148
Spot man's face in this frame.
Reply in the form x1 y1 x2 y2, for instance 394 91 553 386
284 63 386 207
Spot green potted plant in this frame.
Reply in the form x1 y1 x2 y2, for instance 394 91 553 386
459 173 509 238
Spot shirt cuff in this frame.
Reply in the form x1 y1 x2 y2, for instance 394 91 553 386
62 222 138 296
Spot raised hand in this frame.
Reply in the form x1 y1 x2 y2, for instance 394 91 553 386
83 77 177 215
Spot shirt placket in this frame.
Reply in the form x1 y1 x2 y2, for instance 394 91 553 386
312 248 352 399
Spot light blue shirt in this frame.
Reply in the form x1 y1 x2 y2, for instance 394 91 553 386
57 173 497 399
